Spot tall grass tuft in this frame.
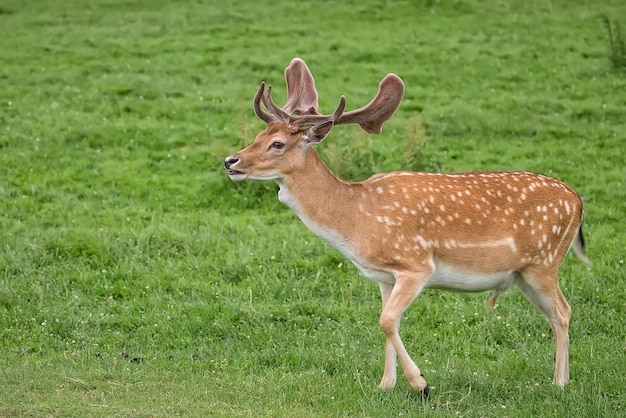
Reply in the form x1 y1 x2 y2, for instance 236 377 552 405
402 113 429 172
320 115 429 182
602 15 626 71
321 129 382 181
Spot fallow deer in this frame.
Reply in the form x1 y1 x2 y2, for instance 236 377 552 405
224 58 590 395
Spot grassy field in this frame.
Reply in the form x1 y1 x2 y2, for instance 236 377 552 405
1 0 625 416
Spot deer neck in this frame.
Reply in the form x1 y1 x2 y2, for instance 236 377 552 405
275 149 359 241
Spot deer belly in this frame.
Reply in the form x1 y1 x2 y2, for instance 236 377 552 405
350 259 396 285
424 262 515 292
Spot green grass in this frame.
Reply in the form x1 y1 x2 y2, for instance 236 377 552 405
1 0 625 416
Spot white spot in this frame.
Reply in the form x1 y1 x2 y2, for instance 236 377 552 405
445 239 457 249
358 203 371 217
412 235 438 249
564 200 571 215
377 187 384 194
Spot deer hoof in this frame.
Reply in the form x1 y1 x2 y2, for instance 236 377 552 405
416 372 429 399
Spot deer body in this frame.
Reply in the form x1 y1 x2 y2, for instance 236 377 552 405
224 58 589 394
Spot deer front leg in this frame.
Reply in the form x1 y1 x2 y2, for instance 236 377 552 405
378 282 398 390
379 271 429 395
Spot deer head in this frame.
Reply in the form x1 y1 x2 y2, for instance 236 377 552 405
224 58 404 181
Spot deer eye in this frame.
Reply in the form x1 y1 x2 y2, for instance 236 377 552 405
270 141 285 150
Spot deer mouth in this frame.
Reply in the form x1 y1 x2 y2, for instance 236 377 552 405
227 169 248 180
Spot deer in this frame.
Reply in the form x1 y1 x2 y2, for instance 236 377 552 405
223 58 590 396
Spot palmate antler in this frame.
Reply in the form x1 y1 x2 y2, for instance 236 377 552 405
253 58 405 133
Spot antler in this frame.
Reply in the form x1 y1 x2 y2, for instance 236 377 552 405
283 58 319 116
335 73 404 134
253 82 346 129
253 58 405 134
253 58 321 124
253 82 273 123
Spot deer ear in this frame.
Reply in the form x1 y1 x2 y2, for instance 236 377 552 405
303 120 334 144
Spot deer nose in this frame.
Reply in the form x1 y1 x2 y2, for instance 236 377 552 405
224 156 239 169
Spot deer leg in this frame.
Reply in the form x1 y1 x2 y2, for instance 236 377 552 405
515 270 571 386
379 271 429 394
378 282 398 390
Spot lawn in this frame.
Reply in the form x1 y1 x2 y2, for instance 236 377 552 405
0 0 625 416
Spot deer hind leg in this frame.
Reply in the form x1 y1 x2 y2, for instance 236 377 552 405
515 269 571 386
378 282 398 390
378 271 429 394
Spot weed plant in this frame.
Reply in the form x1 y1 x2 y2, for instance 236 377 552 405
602 15 626 71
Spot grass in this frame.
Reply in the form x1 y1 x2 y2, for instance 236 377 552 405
1 0 625 416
